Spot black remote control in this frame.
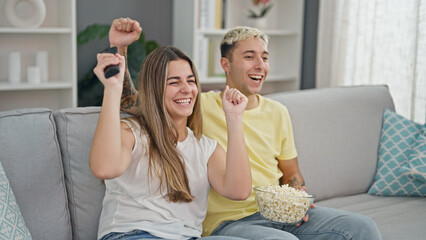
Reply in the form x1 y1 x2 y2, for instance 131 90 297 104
101 47 120 78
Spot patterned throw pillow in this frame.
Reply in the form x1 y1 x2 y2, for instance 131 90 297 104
399 134 426 183
0 162 32 240
368 108 426 196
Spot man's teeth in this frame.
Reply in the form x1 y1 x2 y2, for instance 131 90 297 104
250 75 262 81
175 99 190 104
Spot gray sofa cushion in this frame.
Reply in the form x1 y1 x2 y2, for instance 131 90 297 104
54 107 133 240
317 194 426 240
54 107 105 240
0 108 71 240
267 86 395 200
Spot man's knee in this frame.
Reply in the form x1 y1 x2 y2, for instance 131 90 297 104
338 213 382 239
213 221 299 240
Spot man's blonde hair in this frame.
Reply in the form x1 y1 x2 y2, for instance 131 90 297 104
220 26 269 59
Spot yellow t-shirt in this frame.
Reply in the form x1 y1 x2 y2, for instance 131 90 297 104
201 91 298 236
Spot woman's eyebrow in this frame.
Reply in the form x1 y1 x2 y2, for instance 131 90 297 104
167 76 180 81
167 74 195 81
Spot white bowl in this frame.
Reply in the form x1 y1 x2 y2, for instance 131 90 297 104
254 185 315 224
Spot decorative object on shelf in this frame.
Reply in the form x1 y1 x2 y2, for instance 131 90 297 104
174 0 303 89
247 0 272 29
248 0 272 18
8 51 21 83
250 17 268 30
27 66 41 84
3 0 46 28
35 51 48 82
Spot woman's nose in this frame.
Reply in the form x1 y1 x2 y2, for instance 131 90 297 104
180 81 191 92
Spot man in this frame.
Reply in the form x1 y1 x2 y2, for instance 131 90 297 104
109 17 382 240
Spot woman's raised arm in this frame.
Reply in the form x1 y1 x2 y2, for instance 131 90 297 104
207 86 252 200
89 53 134 179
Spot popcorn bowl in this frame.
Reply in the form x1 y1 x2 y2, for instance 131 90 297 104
254 185 315 224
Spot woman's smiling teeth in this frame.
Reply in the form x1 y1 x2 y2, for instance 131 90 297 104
175 98 191 105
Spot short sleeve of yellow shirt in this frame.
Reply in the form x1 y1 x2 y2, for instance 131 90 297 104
201 91 298 236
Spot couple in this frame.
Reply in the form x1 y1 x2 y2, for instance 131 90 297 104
90 18 382 240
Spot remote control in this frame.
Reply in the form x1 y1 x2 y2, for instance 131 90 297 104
101 47 120 78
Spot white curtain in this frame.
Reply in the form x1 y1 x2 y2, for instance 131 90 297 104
316 0 426 124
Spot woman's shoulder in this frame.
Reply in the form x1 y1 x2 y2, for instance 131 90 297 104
184 129 217 163
200 133 217 145
121 117 141 132
199 133 217 156
120 117 145 143
187 128 217 149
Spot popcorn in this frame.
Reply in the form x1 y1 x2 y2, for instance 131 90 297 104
254 184 314 224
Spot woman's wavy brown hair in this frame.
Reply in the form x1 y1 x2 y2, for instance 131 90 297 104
135 46 202 202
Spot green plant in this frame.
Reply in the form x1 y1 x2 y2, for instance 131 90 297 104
77 24 159 107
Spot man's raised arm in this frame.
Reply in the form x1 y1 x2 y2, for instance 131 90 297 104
109 17 141 115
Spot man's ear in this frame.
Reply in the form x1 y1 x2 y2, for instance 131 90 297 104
220 57 231 73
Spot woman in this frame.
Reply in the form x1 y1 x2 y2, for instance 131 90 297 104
90 46 251 240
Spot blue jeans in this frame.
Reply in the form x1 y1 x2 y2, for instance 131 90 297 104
211 206 382 240
101 229 247 240
101 230 162 240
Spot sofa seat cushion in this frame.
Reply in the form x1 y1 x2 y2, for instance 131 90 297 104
0 108 72 240
317 194 426 240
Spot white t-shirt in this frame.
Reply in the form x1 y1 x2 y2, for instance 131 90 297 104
97 120 217 240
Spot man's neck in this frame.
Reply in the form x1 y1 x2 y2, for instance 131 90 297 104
245 94 259 110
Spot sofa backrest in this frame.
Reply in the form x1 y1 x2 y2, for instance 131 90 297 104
0 108 72 240
53 107 133 240
54 107 105 240
267 85 395 201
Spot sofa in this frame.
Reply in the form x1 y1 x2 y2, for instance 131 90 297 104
0 85 424 240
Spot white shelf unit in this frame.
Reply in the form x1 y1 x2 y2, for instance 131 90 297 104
173 0 304 94
0 0 77 111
